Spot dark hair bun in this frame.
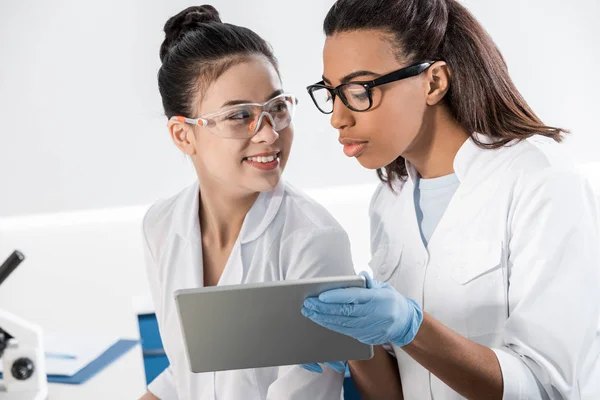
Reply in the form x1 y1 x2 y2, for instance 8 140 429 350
160 5 222 62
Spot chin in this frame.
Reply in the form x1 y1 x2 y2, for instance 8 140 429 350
249 173 282 192
356 154 390 170
356 145 405 170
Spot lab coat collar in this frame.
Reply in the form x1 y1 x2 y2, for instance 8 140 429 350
405 133 504 187
172 180 285 244
453 133 500 184
239 181 284 244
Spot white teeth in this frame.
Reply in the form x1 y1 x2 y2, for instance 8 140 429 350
247 155 277 163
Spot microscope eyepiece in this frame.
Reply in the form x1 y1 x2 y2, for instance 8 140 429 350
0 250 25 287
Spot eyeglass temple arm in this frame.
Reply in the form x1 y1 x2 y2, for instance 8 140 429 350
369 62 435 87
170 116 207 126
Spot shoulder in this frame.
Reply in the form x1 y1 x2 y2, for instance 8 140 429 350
489 139 597 224
500 138 587 197
498 136 573 177
275 182 355 278
467 136 590 208
513 164 596 212
142 183 197 248
277 182 346 235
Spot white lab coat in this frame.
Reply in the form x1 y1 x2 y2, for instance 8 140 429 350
370 134 600 399
143 181 355 400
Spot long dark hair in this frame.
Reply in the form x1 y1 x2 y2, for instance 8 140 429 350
158 5 278 119
324 0 567 185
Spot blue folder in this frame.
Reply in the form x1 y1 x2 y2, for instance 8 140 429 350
0 339 138 385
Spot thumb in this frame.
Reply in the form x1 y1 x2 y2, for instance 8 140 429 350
359 271 385 289
359 271 375 289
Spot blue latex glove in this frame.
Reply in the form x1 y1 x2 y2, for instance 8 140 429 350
301 272 423 347
300 361 346 374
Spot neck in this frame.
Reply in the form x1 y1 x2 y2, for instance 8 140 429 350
404 104 469 179
197 180 259 250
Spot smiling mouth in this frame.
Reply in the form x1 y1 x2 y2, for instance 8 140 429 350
243 152 280 163
242 152 282 171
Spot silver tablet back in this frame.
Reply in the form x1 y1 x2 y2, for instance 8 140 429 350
174 275 374 373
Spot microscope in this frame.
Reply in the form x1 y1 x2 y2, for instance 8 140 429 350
0 251 48 400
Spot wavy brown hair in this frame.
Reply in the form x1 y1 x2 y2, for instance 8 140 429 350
324 0 567 185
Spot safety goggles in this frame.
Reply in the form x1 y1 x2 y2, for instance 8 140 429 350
170 93 298 139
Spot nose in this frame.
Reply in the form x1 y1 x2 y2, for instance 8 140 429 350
250 112 279 145
330 96 355 131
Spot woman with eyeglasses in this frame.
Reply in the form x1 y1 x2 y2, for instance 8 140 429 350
140 5 356 400
301 0 600 399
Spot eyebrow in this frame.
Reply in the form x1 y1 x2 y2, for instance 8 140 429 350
322 70 379 85
220 89 284 107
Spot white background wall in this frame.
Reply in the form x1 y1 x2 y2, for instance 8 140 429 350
0 0 599 218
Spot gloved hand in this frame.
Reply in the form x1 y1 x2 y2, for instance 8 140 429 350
301 272 423 347
301 361 346 374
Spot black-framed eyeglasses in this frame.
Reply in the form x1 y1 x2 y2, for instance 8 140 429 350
306 61 435 114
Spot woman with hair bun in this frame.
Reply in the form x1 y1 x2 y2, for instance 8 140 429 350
140 5 356 400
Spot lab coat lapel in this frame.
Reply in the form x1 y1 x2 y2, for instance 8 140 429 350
216 181 285 286
217 238 243 286
166 180 285 288
399 176 427 252
424 134 510 248
169 181 204 289
239 181 284 244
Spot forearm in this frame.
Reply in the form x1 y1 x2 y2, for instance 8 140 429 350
139 391 160 400
348 345 403 400
403 313 502 400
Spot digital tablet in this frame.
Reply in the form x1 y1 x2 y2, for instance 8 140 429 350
174 275 374 373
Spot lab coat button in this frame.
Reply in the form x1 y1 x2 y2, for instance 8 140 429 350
380 263 387 274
